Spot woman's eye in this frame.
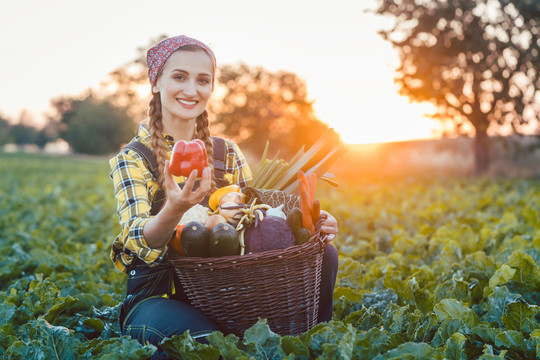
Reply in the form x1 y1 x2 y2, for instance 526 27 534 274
199 78 210 84
175 75 185 80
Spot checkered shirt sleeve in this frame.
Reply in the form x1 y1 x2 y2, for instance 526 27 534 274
109 150 167 272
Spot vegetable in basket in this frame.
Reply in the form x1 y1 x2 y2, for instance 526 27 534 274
209 185 246 226
169 205 210 256
209 222 241 256
286 208 311 245
205 214 227 230
176 216 242 257
297 171 321 235
208 184 244 211
286 208 303 231
244 216 296 253
170 224 186 255
174 185 246 257
181 221 210 257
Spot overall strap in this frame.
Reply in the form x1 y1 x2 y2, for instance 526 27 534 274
123 141 160 181
212 136 227 182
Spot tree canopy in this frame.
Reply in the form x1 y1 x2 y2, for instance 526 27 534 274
55 95 135 155
375 0 540 173
0 112 53 147
211 63 331 158
0 116 13 145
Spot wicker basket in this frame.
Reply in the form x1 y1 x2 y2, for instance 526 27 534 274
169 214 328 337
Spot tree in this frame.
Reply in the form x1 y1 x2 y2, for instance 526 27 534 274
9 124 37 145
0 115 12 145
374 0 540 174
9 110 39 146
34 126 56 148
56 95 135 155
211 63 332 158
0 112 54 148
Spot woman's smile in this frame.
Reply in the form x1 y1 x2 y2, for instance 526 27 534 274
177 98 198 108
155 49 214 123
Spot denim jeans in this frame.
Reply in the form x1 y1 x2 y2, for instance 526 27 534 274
123 296 218 359
318 244 339 323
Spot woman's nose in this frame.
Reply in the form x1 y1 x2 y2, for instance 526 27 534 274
183 80 197 96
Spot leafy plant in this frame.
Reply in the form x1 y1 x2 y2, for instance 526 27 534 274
1 152 539 359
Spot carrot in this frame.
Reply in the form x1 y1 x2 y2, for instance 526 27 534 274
307 173 317 204
311 199 321 225
298 180 315 234
297 171 309 195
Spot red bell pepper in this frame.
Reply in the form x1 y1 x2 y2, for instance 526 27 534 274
169 139 208 177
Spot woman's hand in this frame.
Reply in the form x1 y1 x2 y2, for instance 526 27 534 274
162 160 212 213
320 210 338 242
142 161 212 249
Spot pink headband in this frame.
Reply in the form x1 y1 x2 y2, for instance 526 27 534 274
146 35 216 86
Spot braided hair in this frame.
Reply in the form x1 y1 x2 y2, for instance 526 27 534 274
193 109 217 193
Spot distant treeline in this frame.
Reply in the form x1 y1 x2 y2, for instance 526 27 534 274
0 116 55 148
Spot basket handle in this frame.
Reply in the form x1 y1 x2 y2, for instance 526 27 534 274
313 213 329 252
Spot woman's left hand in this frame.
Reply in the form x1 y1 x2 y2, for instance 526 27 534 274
320 210 338 242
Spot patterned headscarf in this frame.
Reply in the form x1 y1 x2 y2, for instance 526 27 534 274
146 35 216 86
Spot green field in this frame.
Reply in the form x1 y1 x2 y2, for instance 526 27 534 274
1 153 539 359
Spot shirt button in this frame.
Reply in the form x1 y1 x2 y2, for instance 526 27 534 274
130 270 136 276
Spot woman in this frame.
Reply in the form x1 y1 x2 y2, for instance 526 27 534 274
109 35 339 358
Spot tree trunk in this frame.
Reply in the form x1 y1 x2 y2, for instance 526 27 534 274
473 129 490 175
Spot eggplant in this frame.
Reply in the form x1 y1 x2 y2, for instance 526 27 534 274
181 221 209 257
209 223 240 257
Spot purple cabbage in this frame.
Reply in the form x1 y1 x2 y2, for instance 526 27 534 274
244 215 296 253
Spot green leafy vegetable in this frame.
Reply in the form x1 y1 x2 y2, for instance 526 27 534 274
2 153 540 358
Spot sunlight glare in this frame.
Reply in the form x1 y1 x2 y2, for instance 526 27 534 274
316 95 440 144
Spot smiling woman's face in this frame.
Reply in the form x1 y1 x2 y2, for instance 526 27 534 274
154 47 214 123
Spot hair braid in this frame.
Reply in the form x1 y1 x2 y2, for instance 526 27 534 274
148 93 168 188
193 110 218 193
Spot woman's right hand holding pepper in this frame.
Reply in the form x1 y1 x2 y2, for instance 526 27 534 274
143 161 212 249
162 160 212 214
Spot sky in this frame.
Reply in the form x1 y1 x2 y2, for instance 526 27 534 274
0 0 443 144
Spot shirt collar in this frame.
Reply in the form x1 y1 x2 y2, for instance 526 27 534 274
137 123 176 149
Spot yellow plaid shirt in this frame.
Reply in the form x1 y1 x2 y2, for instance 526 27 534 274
109 123 252 272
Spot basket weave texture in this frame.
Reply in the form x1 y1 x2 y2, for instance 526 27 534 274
169 214 327 337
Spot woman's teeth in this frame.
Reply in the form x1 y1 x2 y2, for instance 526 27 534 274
178 99 197 105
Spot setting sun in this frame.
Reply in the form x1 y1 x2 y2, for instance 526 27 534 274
306 46 441 145
317 96 440 145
